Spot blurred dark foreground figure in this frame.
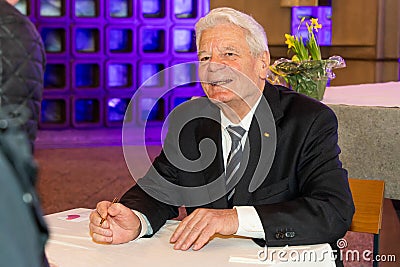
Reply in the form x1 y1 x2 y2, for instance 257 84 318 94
0 0 46 151
1 0 48 266
0 115 49 266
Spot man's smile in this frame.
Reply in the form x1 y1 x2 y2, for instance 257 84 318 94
207 79 233 87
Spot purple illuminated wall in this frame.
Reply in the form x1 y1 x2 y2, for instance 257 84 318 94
291 6 332 46
291 6 332 86
15 0 208 134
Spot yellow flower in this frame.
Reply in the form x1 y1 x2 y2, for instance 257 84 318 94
284 34 295 49
291 55 300 62
268 16 346 101
281 17 323 62
310 18 322 32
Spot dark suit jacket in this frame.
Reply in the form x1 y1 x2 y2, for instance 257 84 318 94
121 82 355 249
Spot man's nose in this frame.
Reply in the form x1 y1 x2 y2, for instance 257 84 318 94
206 61 226 72
206 57 226 72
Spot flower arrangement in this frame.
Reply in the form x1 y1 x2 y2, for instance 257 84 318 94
269 17 346 100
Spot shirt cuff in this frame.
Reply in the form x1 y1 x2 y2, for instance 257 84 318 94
131 210 153 240
234 206 265 239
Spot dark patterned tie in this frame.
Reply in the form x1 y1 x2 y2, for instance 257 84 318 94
226 125 246 207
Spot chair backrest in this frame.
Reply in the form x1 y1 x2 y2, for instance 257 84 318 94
348 178 385 234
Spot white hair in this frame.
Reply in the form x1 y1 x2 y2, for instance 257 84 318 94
195 7 269 57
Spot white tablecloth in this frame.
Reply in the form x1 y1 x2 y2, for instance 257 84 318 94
323 81 400 107
45 208 336 267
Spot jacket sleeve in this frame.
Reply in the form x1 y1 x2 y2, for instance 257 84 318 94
120 98 216 234
254 108 355 246
120 112 183 235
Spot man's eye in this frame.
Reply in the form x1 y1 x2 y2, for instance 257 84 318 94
200 56 210 62
225 52 235 57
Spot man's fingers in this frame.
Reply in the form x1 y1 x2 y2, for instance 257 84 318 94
89 221 114 243
170 208 238 251
192 226 215 250
170 221 186 243
170 209 202 242
90 209 105 227
173 216 209 250
91 232 113 243
170 212 194 243
107 202 122 217
89 221 112 236
178 222 213 251
173 223 202 250
89 206 115 244
89 201 142 245
95 201 112 221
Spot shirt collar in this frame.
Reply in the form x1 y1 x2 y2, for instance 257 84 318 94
220 96 262 132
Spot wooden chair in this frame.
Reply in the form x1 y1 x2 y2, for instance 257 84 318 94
348 178 385 267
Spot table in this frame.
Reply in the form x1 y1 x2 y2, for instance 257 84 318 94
323 81 400 107
322 82 400 200
45 208 336 267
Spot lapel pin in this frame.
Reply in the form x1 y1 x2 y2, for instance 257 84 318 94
264 132 270 137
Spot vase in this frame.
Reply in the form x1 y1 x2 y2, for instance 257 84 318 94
287 73 328 101
268 56 346 101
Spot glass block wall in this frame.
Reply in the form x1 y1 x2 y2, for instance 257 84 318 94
15 0 208 133
291 6 332 46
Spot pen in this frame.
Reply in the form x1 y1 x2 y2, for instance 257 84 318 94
99 197 119 226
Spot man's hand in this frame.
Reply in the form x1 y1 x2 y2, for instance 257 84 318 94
89 201 141 244
170 208 238 251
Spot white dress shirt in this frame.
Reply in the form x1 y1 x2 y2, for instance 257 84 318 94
134 96 265 240
219 97 265 239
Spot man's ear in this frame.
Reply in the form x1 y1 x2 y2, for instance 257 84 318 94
259 51 270 80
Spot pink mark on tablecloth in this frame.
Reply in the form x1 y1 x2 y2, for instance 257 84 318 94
66 214 80 220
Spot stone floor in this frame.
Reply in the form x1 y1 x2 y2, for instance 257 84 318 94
34 141 399 267
35 145 160 214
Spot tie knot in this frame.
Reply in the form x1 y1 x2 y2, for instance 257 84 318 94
227 126 246 141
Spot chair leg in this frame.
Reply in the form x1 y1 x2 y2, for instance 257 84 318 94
373 233 379 267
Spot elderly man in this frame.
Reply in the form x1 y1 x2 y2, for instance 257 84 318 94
90 7 354 263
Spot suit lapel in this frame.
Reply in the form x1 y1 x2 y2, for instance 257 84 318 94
199 117 224 183
232 83 284 205
264 82 284 155
196 102 228 208
197 83 285 208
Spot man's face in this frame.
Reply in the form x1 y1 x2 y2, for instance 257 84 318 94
198 23 267 112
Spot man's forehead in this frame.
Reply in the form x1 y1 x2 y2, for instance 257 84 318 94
198 44 240 53
200 24 245 38
199 24 247 46
199 36 246 52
